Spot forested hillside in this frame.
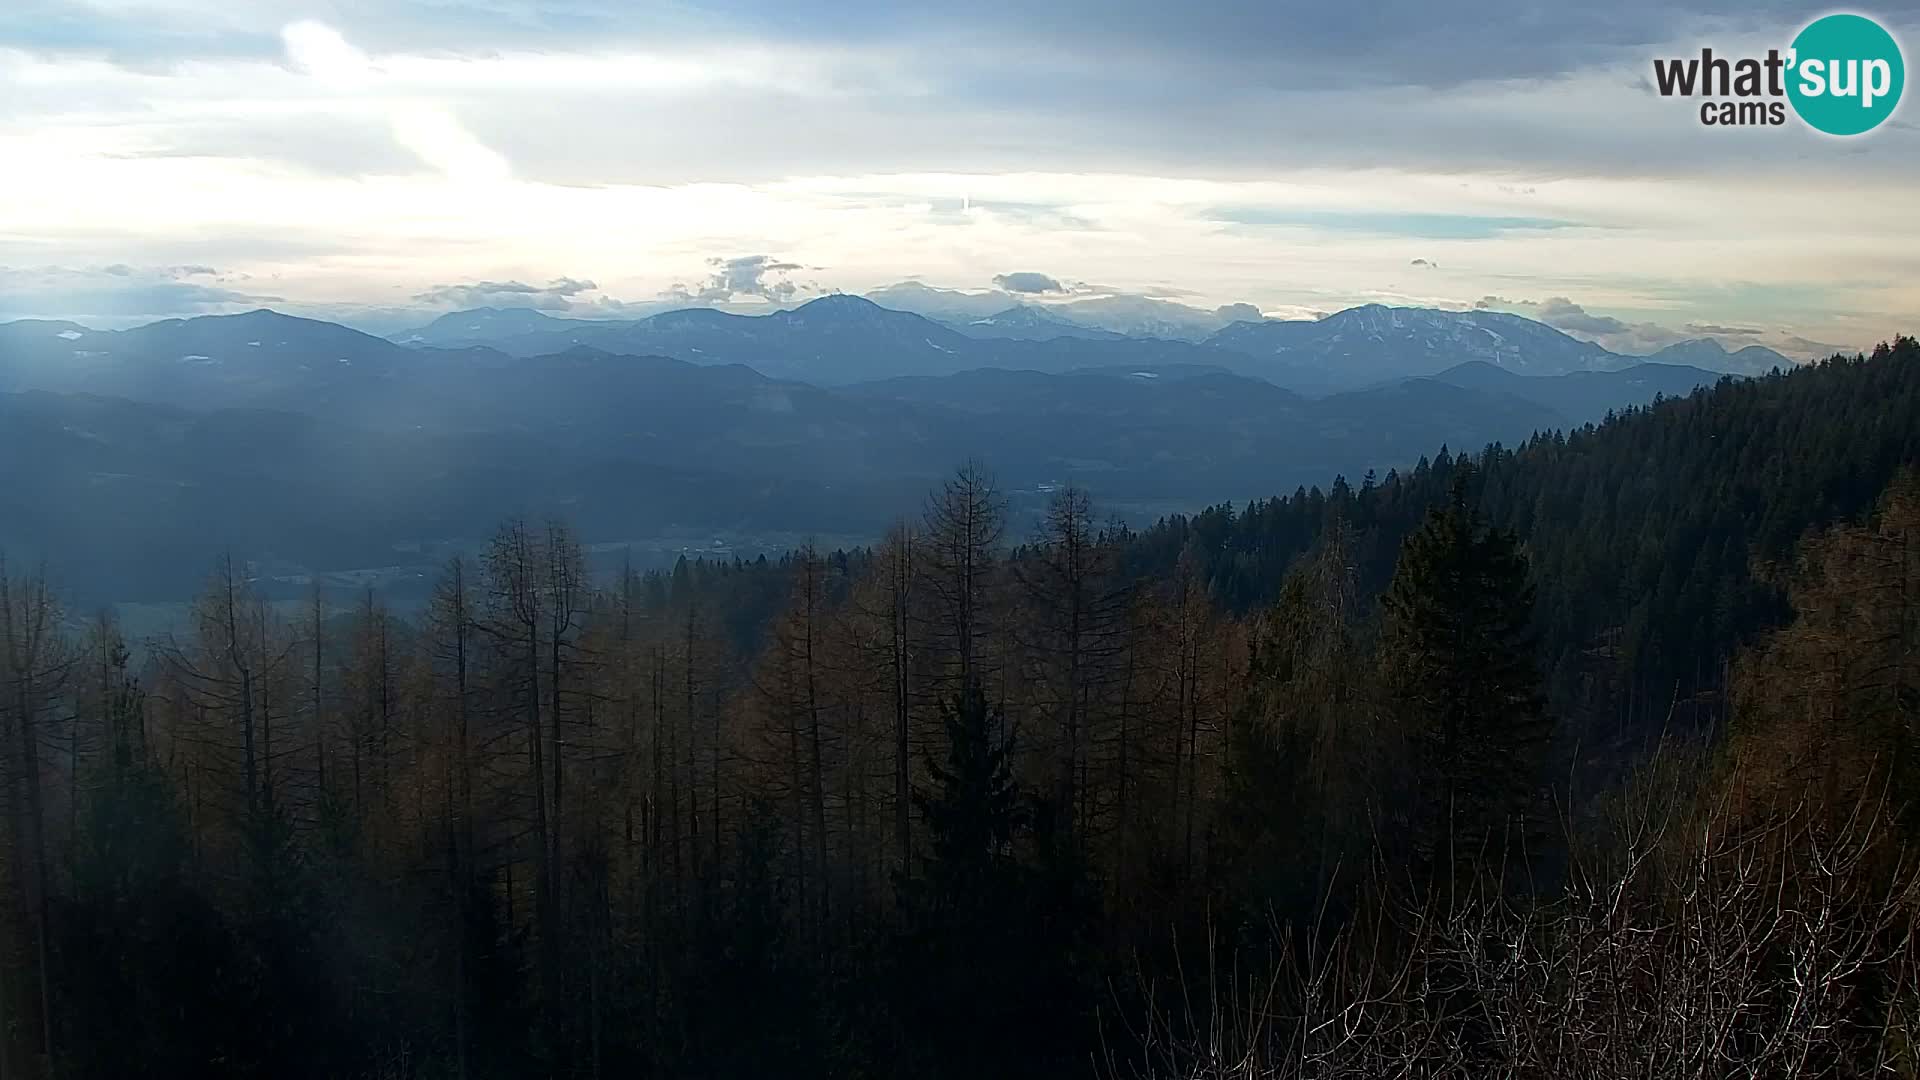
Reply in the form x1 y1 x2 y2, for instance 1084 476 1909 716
1129 337 1920 734
0 339 1913 1080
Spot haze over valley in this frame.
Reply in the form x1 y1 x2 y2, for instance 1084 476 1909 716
1 293 1787 603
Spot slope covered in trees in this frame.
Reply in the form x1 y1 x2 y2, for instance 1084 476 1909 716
1129 337 1920 735
0 338 1912 1079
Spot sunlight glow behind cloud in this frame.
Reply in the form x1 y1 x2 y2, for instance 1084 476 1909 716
281 20 511 183
281 20 373 87
0 1 1913 352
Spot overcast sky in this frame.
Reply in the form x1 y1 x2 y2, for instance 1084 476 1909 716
1 0 1915 354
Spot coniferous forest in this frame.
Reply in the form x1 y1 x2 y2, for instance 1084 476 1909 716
1 337 1918 1080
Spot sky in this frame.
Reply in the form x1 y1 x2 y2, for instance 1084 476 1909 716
0 0 1916 355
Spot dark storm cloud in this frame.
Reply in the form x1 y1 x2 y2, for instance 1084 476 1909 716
992 272 1067 295
413 277 597 310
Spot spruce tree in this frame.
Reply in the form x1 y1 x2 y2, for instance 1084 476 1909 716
911 682 1022 917
1380 468 1548 888
1219 524 1366 928
894 682 1087 1079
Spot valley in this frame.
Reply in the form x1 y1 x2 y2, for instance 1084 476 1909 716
0 297 1768 605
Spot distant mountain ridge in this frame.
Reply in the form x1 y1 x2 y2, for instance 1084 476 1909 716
394 306 573 344
377 296 1795 389
1207 304 1619 382
1642 337 1793 376
0 296 1813 602
0 302 1757 445
1419 360 1733 426
860 282 1239 339
943 305 1127 341
3 301 1798 430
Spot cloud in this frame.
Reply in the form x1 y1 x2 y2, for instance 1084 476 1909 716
664 255 808 304
99 263 220 279
5 0 1901 195
413 277 597 310
391 105 513 183
1410 258 1437 268
992 271 1067 294
281 20 375 88
0 265 278 323
1213 302 1263 322
1470 294 1833 356
280 19 511 183
1477 295 1629 336
17 0 1834 92
1213 208 1577 239
0 3 1909 351
1532 297 1629 336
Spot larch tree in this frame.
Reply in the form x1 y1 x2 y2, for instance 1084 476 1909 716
425 556 479 1080
920 463 1005 702
0 559 71 1079
1014 485 1129 857
1730 467 1920 834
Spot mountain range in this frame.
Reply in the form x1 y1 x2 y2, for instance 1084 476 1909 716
0 295 1791 602
383 295 1791 389
1639 337 1797 374
861 281 1248 340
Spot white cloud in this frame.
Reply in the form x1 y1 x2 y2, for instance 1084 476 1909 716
389 103 511 183
277 20 511 183
0 6 1913 352
413 276 598 309
281 20 374 87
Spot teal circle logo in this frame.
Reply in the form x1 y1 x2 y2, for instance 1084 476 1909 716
1787 14 1905 135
